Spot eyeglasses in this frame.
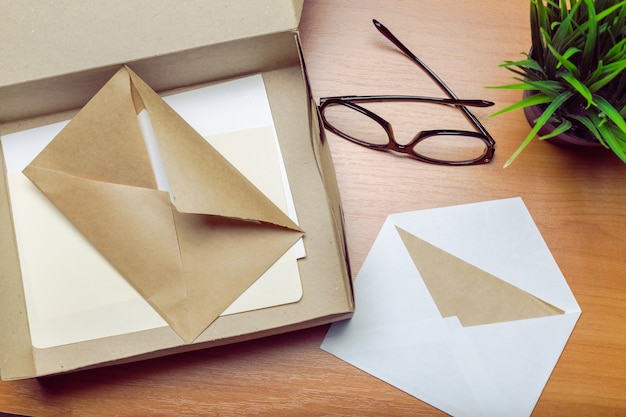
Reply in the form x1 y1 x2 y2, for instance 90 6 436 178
319 19 496 166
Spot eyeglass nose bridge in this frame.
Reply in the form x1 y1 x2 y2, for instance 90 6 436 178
387 126 455 150
385 129 455 158
384 127 418 153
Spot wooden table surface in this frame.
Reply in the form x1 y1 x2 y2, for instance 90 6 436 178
2 1 625 416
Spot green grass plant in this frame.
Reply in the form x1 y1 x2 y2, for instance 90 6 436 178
489 0 626 166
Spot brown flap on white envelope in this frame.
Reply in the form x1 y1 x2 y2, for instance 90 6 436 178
23 66 303 343
396 227 563 325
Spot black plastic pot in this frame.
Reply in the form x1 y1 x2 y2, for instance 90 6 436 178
522 90 601 147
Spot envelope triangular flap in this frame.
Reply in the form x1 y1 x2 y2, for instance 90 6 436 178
22 66 304 343
127 67 300 230
173 211 303 339
23 166 192 336
396 226 564 326
24 67 156 189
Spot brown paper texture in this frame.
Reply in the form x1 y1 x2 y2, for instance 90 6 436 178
396 226 563 325
22 66 304 343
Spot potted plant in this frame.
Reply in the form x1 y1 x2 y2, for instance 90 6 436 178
490 0 626 167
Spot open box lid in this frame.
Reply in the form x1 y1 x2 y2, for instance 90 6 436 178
1 0 303 87
0 0 304 126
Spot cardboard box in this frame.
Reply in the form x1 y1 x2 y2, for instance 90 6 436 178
0 0 353 379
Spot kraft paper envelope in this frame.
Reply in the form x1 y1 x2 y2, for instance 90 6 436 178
22 66 303 344
321 198 581 417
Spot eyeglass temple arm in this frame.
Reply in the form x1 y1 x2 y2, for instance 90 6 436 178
373 19 457 100
372 19 495 143
321 95 494 107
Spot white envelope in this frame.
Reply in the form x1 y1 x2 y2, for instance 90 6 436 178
321 197 581 417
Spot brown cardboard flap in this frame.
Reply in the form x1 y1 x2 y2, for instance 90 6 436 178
0 31 301 129
0 0 304 126
0 0 303 88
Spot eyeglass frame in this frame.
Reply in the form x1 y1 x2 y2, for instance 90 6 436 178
318 19 496 166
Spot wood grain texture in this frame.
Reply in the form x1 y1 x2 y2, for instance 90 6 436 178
1 1 625 415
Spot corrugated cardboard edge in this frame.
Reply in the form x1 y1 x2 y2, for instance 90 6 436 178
0 31 353 379
0 145 36 380
264 36 353 312
38 312 354 377
296 39 354 300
